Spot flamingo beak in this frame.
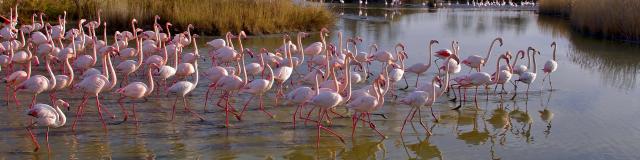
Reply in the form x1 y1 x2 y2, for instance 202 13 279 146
27 110 38 117
64 102 70 111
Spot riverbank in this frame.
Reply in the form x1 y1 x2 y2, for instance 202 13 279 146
0 0 335 36
539 0 640 42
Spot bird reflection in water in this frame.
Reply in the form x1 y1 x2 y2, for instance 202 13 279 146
456 109 491 145
539 91 554 137
402 129 443 160
341 138 386 159
509 100 533 143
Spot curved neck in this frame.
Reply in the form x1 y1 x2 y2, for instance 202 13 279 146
493 56 502 83
486 40 498 61
438 58 451 97
296 32 304 63
266 64 274 89
64 57 74 86
106 53 117 90
136 38 143 68
143 67 154 96
190 59 199 92
45 58 56 90
338 32 343 56
343 55 352 102
240 52 247 86
552 44 557 60
161 40 168 65
381 63 390 96
369 44 378 54
531 52 537 73
53 105 66 128
427 43 434 67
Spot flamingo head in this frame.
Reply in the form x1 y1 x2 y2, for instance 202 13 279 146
300 32 310 38
434 49 452 59
27 109 38 117
56 99 70 111
245 48 255 58
430 40 439 45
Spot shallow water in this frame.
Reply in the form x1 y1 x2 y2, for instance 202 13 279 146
2 5 640 160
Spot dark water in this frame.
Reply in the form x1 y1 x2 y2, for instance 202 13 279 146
1 5 640 159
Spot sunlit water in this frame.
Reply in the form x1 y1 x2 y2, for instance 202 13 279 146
2 5 640 159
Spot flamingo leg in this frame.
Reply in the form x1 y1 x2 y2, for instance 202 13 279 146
26 122 39 152
415 74 420 87
132 103 139 126
12 89 20 107
549 74 553 90
401 75 409 90
526 84 530 99
351 112 358 138
400 107 416 135
239 95 255 118
303 106 318 125
367 113 386 139
170 96 178 121
430 105 439 122
46 127 51 153
95 96 108 132
72 95 88 131
116 97 129 124
417 108 432 135
317 109 345 147
204 85 214 112
293 104 301 129
184 97 205 121
259 94 274 118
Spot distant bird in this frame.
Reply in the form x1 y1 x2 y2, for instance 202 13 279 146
26 99 69 153
542 42 558 90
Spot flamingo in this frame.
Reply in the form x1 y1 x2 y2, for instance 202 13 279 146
209 44 251 125
153 37 179 91
72 46 118 132
405 40 438 88
49 55 74 104
175 35 201 79
25 99 69 152
542 42 558 90
238 61 275 119
308 52 355 147
460 37 503 72
113 63 157 125
167 51 205 122
286 68 323 128
210 32 239 65
115 36 143 86
399 76 438 135
347 75 386 139
273 34 294 103
4 43 35 106
502 49 527 75
491 52 513 95
15 51 56 109
512 47 539 99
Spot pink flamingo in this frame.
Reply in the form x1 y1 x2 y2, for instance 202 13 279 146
461 37 503 72
25 99 69 153
512 47 539 99
405 40 438 88
286 68 322 128
113 63 157 125
308 52 355 147
118 19 141 59
238 59 275 119
273 35 294 104
210 46 250 126
15 54 56 109
72 46 118 132
167 49 205 121
175 35 201 79
3 43 35 106
491 52 513 95
49 55 74 104
347 75 386 139
116 36 143 86
542 42 558 90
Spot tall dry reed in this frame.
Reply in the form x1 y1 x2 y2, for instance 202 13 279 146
539 0 640 41
0 0 335 35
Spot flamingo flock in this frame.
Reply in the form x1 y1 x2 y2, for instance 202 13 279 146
0 6 561 153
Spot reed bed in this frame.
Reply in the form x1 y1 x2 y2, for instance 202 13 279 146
539 0 640 42
0 0 335 35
